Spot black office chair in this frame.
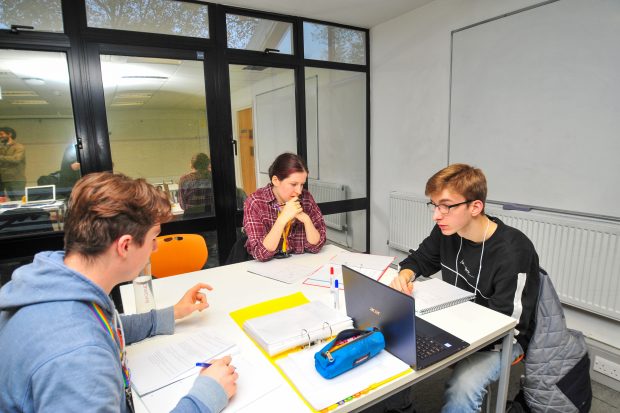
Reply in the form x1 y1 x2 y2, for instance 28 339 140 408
0 208 54 237
225 233 251 265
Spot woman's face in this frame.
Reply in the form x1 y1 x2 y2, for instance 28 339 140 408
272 171 307 203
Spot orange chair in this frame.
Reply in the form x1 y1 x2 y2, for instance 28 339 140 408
150 234 208 278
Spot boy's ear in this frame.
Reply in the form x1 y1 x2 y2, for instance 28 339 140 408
470 200 485 217
115 235 133 257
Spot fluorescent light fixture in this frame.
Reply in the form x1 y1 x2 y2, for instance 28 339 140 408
22 77 46 86
110 101 145 107
2 90 39 97
11 99 49 105
115 92 153 99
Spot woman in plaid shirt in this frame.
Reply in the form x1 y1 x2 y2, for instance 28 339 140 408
243 153 326 261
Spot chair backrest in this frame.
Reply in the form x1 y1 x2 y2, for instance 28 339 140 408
150 234 208 278
225 233 251 265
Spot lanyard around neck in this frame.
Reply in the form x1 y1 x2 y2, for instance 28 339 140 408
276 206 293 253
90 302 131 388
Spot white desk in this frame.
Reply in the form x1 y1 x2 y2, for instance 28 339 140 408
120 244 516 413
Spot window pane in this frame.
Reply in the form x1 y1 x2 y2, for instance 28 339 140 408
0 0 63 33
305 68 366 198
0 49 79 237
303 22 366 65
229 65 296 208
227 14 293 54
86 0 209 38
100 55 213 220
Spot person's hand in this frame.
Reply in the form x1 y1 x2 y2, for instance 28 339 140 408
295 211 311 225
279 197 302 222
173 283 212 320
199 355 238 399
390 269 415 295
70 162 80 171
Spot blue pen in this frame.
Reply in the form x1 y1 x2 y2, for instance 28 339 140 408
195 362 212 368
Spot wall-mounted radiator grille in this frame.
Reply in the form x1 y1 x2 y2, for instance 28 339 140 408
388 192 620 321
308 179 347 231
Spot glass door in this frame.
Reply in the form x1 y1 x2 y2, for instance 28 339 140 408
98 53 220 266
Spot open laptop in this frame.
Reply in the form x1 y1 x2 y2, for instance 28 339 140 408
342 265 469 370
25 185 56 205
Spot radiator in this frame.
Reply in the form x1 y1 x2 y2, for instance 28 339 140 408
308 179 347 230
388 192 620 321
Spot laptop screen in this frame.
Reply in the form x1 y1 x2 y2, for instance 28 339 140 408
25 185 56 203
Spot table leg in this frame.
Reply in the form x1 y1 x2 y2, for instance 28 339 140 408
494 330 514 412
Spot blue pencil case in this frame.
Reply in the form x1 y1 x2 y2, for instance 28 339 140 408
314 328 385 379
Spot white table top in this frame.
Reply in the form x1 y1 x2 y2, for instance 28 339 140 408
120 244 516 412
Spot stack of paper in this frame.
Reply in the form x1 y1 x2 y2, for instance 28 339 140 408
303 252 395 289
139 352 282 413
246 259 319 284
127 329 235 396
276 347 411 411
242 301 353 357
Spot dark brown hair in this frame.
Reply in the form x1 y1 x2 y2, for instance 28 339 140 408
425 163 487 205
64 172 173 257
268 153 308 181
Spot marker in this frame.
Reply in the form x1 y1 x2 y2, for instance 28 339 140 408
195 362 212 368
333 279 340 310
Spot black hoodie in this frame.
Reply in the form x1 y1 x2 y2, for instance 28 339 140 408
399 216 540 352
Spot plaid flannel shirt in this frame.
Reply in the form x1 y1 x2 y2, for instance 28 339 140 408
243 184 326 261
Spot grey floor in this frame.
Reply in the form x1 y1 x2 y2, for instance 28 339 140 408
362 363 620 412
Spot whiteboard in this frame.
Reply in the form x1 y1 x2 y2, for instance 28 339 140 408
449 0 620 218
254 76 319 179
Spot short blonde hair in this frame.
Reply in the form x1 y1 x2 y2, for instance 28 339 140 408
425 164 487 205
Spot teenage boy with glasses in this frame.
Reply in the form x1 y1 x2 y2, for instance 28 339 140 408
390 163 540 413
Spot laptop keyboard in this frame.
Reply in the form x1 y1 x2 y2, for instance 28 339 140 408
416 335 447 360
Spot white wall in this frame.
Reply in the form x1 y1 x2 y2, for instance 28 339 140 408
370 0 619 349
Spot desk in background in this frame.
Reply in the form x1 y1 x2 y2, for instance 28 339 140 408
120 244 516 412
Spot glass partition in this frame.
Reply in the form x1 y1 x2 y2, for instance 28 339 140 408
100 55 213 218
229 64 296 209
0 49 78 236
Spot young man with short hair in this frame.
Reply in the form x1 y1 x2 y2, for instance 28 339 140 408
391 164 540 413
0 172 238 412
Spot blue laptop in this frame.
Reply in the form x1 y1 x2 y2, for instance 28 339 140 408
342 265 469 370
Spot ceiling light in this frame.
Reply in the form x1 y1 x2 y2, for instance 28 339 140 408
11 99 49 105
22 77 46 86
2 90 39 97
110 101 145 107
121 75 168 80
115 92 153 99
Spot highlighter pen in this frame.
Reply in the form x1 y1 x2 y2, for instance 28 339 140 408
333 279 341 310
195 362 212 368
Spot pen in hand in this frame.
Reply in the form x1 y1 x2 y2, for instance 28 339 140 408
196 362 212 368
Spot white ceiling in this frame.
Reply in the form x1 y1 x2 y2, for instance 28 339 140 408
209 0 434 28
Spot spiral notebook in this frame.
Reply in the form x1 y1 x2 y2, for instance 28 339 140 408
413 278 476 315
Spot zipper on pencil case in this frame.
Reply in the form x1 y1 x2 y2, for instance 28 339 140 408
322 330 375 363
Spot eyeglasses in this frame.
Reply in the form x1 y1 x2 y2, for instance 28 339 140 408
426 200 473 215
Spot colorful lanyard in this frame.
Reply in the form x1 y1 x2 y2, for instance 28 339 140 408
89 302 131 387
